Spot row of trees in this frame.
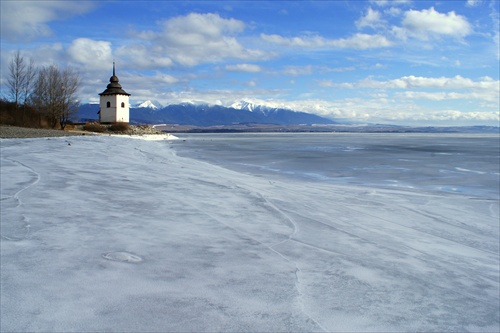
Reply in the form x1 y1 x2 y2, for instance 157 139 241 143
6 51 80 129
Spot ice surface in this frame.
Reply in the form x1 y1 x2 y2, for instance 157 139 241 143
1 135 499 332
173 133 500 199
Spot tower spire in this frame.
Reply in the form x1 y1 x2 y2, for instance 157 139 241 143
113 61 116 76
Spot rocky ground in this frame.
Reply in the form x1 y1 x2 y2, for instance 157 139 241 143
0 124 166 139
0 126 88 139
108 124 166 136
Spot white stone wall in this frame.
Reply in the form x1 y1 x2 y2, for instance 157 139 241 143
99 94 130 123
115 94 130 123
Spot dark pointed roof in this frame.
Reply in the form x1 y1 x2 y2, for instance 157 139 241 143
99 62 131 96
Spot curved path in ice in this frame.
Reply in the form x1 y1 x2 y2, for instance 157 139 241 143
0 156 40 241
1 136 498 332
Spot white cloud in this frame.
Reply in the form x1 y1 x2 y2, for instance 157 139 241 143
413 110 499 122
261 33 392 49
98 72 181 103
385 7 402 16
490 4 500 59
397 91 498 102
318 75 500 113
334 33 393 49
127 13 271 67
0 1 95 41
115 44 173 70
466 0 482 7
356 8 385 29
370 0 411 7
399 7 472 40
269 65 354 77
68 38 113 70
13 43 65 68
158 13 267 66
130 73 179 88
225 64 262 72
323 75 498 91
282 65 314 76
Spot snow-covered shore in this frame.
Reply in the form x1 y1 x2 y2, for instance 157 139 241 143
1 135 498 332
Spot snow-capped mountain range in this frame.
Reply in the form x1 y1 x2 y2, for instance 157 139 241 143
230 101 259 112
135 100 163 109
137 100 287 114
76 100 337 126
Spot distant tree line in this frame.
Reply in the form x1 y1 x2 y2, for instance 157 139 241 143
2 51 80 129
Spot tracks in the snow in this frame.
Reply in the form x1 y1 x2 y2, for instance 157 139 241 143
0 157 41 241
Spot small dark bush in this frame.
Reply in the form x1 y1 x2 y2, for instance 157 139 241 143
109 122 130 132
83 122 106 133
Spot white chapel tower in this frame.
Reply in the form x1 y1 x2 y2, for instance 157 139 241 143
99 62 131 123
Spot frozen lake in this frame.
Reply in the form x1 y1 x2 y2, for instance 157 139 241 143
1 134 499 332
174 133 500 199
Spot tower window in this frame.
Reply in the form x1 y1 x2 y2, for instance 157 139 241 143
121 102 125 108
106 101 111 108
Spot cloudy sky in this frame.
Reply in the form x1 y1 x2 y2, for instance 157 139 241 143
1 0 499 125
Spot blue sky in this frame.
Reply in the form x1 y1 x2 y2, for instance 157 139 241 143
1 0 499 126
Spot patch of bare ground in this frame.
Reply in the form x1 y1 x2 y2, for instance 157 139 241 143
1 124 167 139
0 125 90 139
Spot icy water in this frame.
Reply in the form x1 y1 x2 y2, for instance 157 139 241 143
173 133 500 199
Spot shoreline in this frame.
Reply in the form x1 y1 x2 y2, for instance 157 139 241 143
0 125 91 139
0 125 176 140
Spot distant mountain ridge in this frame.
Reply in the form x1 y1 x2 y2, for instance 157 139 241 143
135 100 163 109
75 101 337 126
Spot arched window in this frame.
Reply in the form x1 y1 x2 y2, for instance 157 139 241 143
121 102 125 108
106 101 111 108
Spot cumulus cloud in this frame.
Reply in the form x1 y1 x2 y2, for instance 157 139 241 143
318 74 500 117
115 44 173 70
410 110 499 122
397 91 497 102
68 38 113 70
161 13 268 65
0 1 95 41
323 75 498 91
128 13 271 67
261 33 392 49
125 72 179 89
225 64 262 72
398 7 472 40
163 12 245 38
356 8 385 29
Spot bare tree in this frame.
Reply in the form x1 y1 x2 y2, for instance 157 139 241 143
21 58 37 122
32 65 56 128
7 51 37 125
31 65 80 129
7 50 26 110
59 67 80 130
